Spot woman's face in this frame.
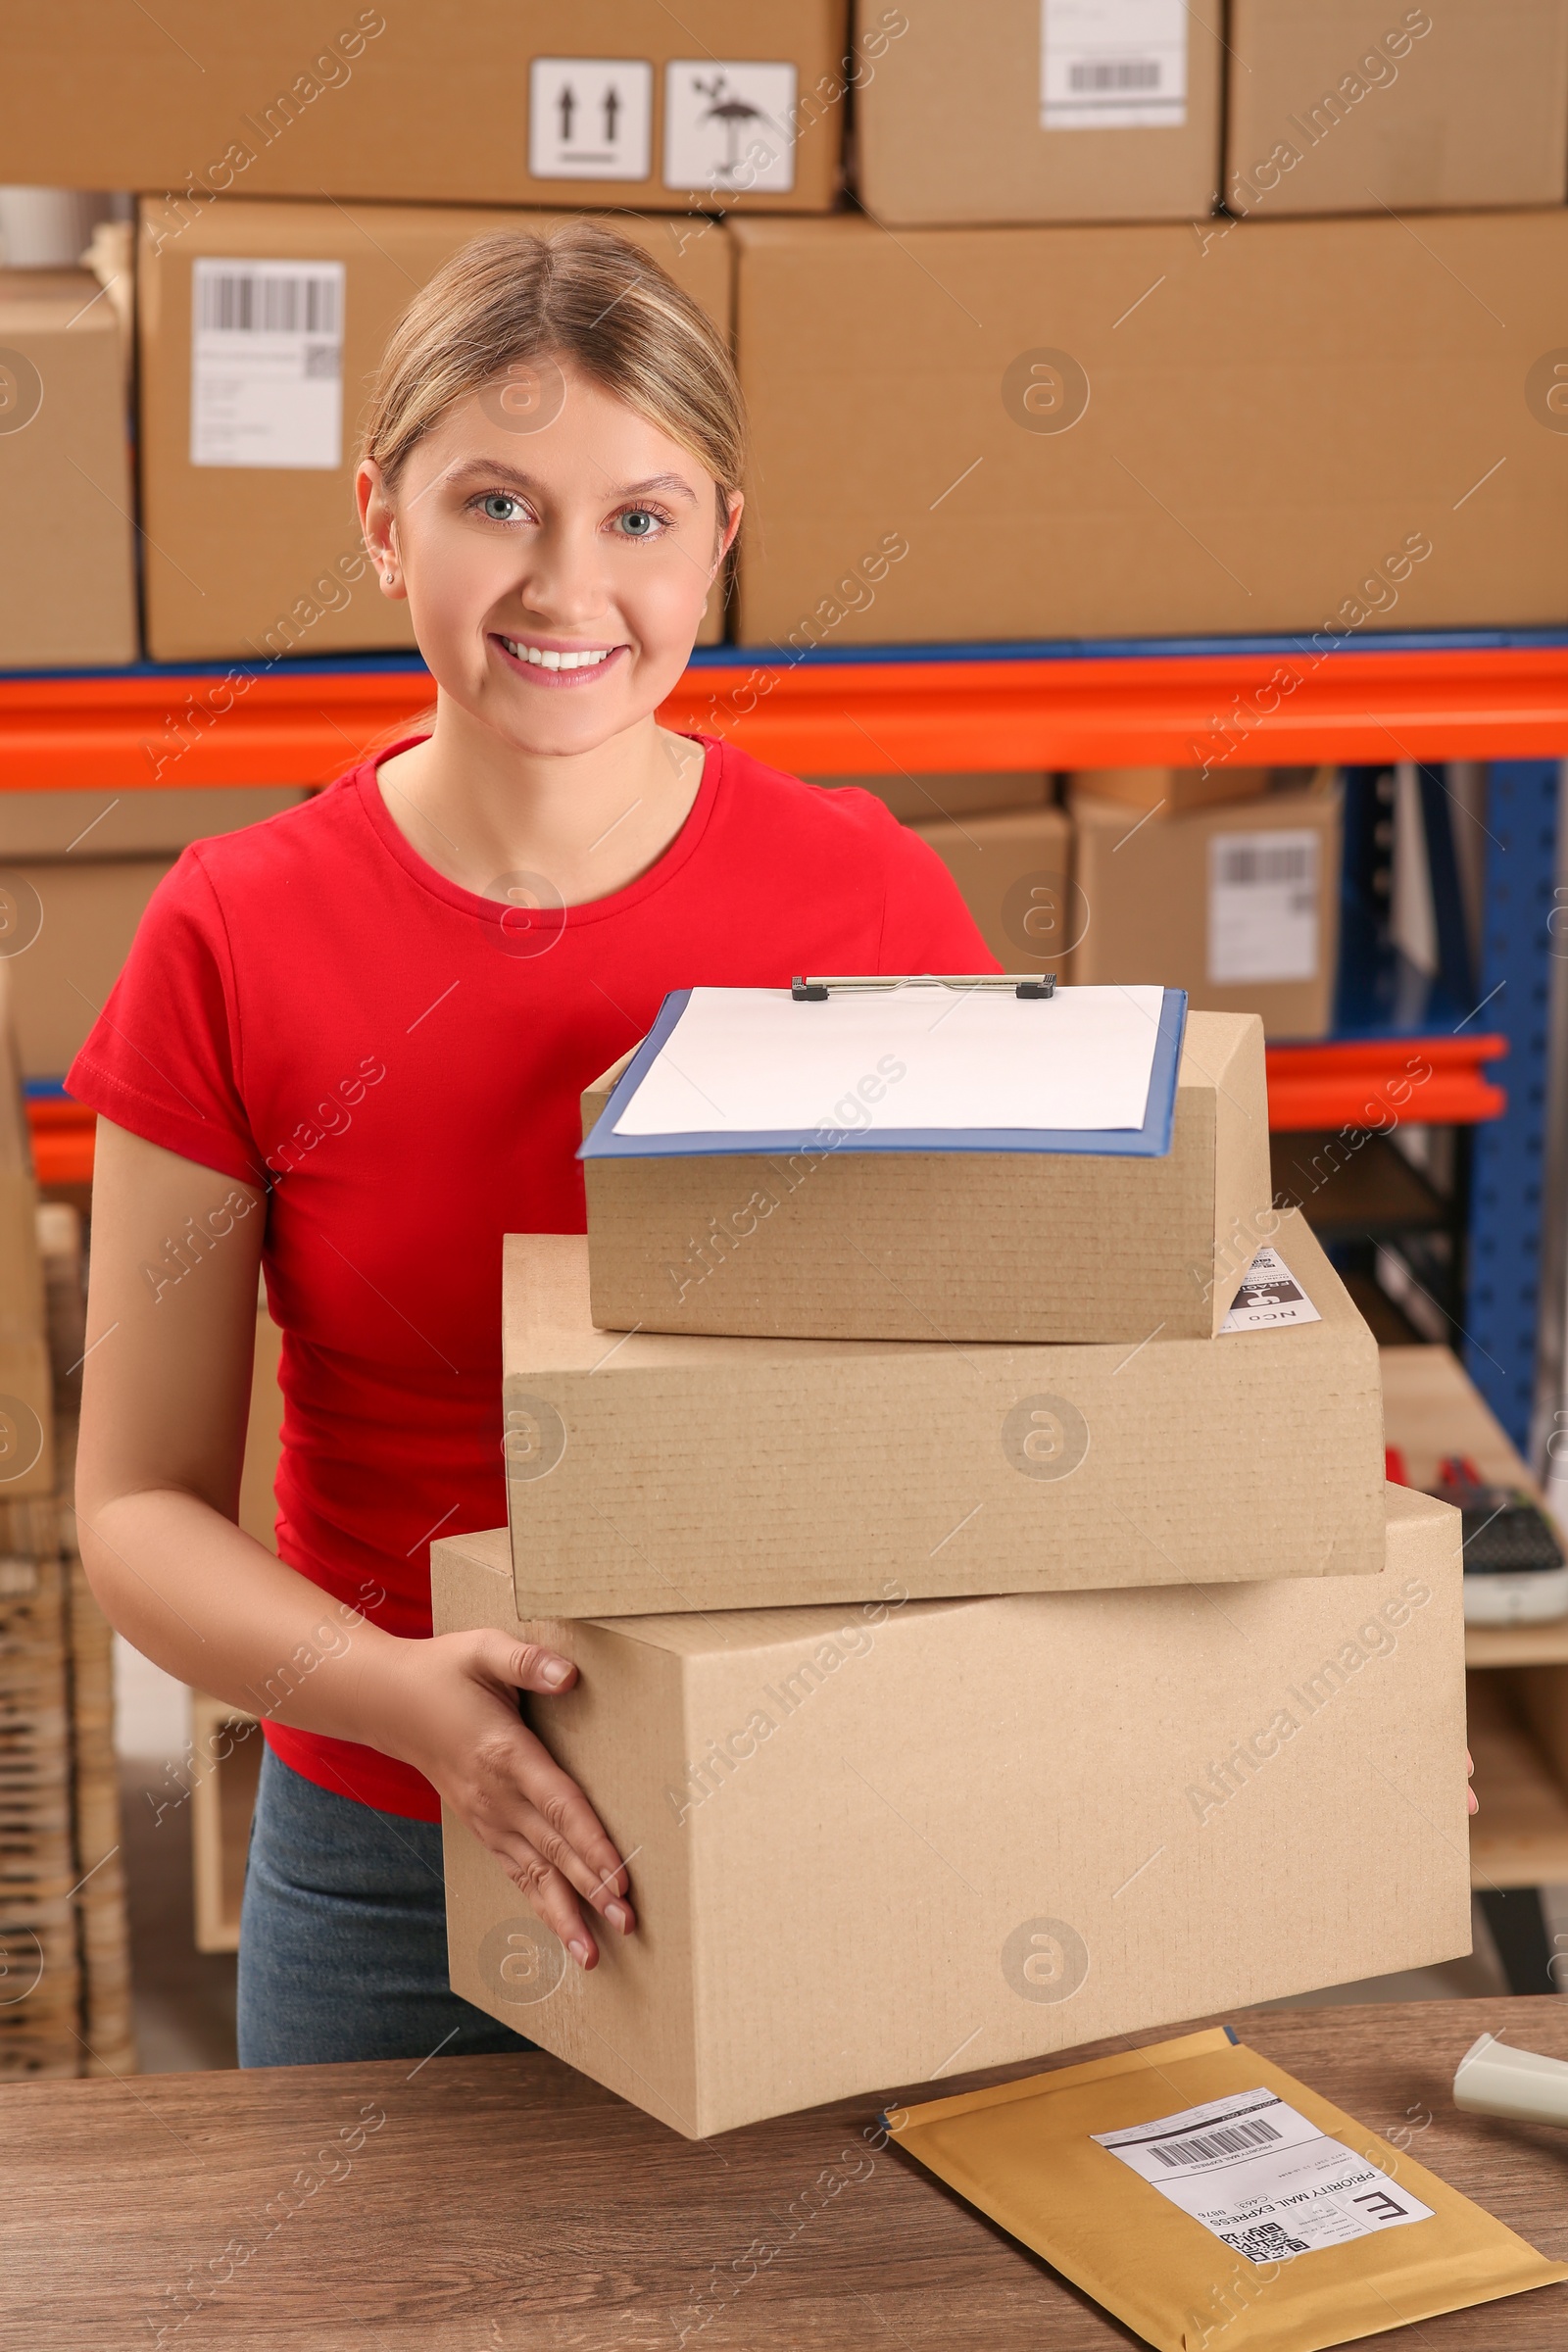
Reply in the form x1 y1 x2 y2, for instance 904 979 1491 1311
358 362 738 757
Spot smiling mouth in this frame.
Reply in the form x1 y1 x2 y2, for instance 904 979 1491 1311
494 634 626 677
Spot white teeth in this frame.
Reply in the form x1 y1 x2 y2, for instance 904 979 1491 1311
501 638 613 670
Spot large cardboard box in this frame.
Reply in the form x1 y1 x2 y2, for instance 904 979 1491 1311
1227 0 1568 219
811 771 1053 822
731 209 1568 644
0 789 307 860
0 270 136 670
504 1209 1385 1617
858 0 1223 225
581 1006 1271 1344
1070 780 1344 1041
138 198 734 663
3 860 176 1079
0 968 54 1503
439 1486 1468 2136
907 806 1074 971
3 3 847 215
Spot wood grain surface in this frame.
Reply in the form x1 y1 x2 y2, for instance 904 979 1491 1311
5 2000 1568 2349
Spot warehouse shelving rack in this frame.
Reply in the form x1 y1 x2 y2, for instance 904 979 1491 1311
5 622 1568 1975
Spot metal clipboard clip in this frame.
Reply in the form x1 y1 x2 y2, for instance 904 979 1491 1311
790 972 1057 1002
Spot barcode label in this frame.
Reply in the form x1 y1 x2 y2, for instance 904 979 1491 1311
191 258 345 471
1042 0 1187 129
1151 2116 1283 2166
1220 1245 1320 1334
1208 827 1320 986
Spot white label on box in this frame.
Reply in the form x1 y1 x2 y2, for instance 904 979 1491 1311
1220 1246 1321 1334
663 60 798 193
1207 829 1320 985
1094 2088 1434 2265
529 57 653 180
190 259 344 470
1042 0 1188 129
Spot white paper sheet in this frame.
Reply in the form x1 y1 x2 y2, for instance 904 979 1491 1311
610 984 1166 1138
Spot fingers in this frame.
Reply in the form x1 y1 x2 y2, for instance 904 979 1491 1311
493 1839 602 1967
510 1793 636 1932
490 1634 577 1697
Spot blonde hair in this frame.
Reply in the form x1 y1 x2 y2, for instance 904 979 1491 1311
361 220 745 514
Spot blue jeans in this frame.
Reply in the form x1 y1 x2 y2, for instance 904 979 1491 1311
237 1746 533 2068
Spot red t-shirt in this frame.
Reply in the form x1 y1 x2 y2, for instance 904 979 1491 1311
69 736 997 1819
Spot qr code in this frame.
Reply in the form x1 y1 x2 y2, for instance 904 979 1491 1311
1218 2222 1309 2265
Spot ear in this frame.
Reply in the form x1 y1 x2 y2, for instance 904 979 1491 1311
356 458 408 602
710 488 744 580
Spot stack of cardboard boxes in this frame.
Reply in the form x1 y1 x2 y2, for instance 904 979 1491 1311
434 986 1469 2137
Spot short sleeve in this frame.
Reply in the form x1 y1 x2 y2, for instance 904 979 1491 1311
874 816 1002 976
66 846 266 1190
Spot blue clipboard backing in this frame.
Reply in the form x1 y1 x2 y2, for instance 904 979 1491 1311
578 987 1189 1161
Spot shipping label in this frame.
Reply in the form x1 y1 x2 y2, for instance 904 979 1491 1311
190 258 344 470
1042 0 1189 129
1207 828 1321 985
1220 1246 1321 1334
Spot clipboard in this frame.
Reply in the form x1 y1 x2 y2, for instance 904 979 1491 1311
579 981 1189 1161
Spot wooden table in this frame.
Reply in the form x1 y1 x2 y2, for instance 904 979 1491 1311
6 2001 1568 2349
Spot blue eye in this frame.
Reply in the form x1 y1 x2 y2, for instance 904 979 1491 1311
615 507 662 537
480 492 521 522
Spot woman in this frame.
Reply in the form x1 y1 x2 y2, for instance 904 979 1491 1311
72 221 995 2066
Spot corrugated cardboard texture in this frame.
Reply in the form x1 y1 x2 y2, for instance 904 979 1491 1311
907 807 1072 972
1069 781 1344 1041
0 965 53 1500
732 209 1568 643
808 771 1052 822
0 270 136 669
2 3 847 213
1227 0 1568 218
858 0 1223 225
0 789 307 859
582 1008 1272 1343
440 1488 1469 2136
505 1208 1385 1615
138 198 734 663
3 860 176 1078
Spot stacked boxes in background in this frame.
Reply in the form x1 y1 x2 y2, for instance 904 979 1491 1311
436 986 1470 2136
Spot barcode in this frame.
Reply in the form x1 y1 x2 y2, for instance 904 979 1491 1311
1151 2116 1284 2167
1215 844 1313 889
1068 57 1163 90
198 269 341 337
1219 2220 1310 2265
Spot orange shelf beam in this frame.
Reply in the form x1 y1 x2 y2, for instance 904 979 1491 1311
2 641 1568 789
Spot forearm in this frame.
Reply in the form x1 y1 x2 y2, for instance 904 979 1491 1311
78 1484 407 1751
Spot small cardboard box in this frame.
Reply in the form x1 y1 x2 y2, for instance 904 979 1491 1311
2 860 178 1079
137 197 733 663
0 270 136 670
504 1208 1385 1617
809 771 1052 823
1227 0 1568 219
857 0 1224 225
3 3 847 215
906 807 1073 973
582 1006 1271 1344
731 208 1568 644
1069 780 1344 1042
1071 765 1272 816
440 1485 1468 2136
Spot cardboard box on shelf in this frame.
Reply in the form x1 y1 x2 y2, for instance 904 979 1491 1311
0 270 136 670
2 3 847 214
810 771 1053 823
0 789 308 859
1227 0 1568 220
505 1208 1384 1618
1069 778 1344 1041
0 967 54 1503
907 806 1073 970
439 1485 1467 2137
581 1006 1272 1345
731 209 1568 644
2 860 176 1079
137 198 734 664
858 0 1223 226
1071 765 1271 815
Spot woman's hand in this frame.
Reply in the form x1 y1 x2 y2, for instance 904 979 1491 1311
1467 1746 1478 1816
365 1629 635 1967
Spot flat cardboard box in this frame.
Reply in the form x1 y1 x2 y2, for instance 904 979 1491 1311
858 0 1223 226
440 1486 1468 2136
1069 781 1344 1041
582 1005 1271 1344
731 209 1568 644
1227 0 1568 219
1071 765 1271 815
4 860 176 1078
0 788 308 859
0 270 136 669
907 806 1073 971
138 198 733 663
0 966 54 1502
504 1207 1384 1617
3 3 846 214
809 771 1052 823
